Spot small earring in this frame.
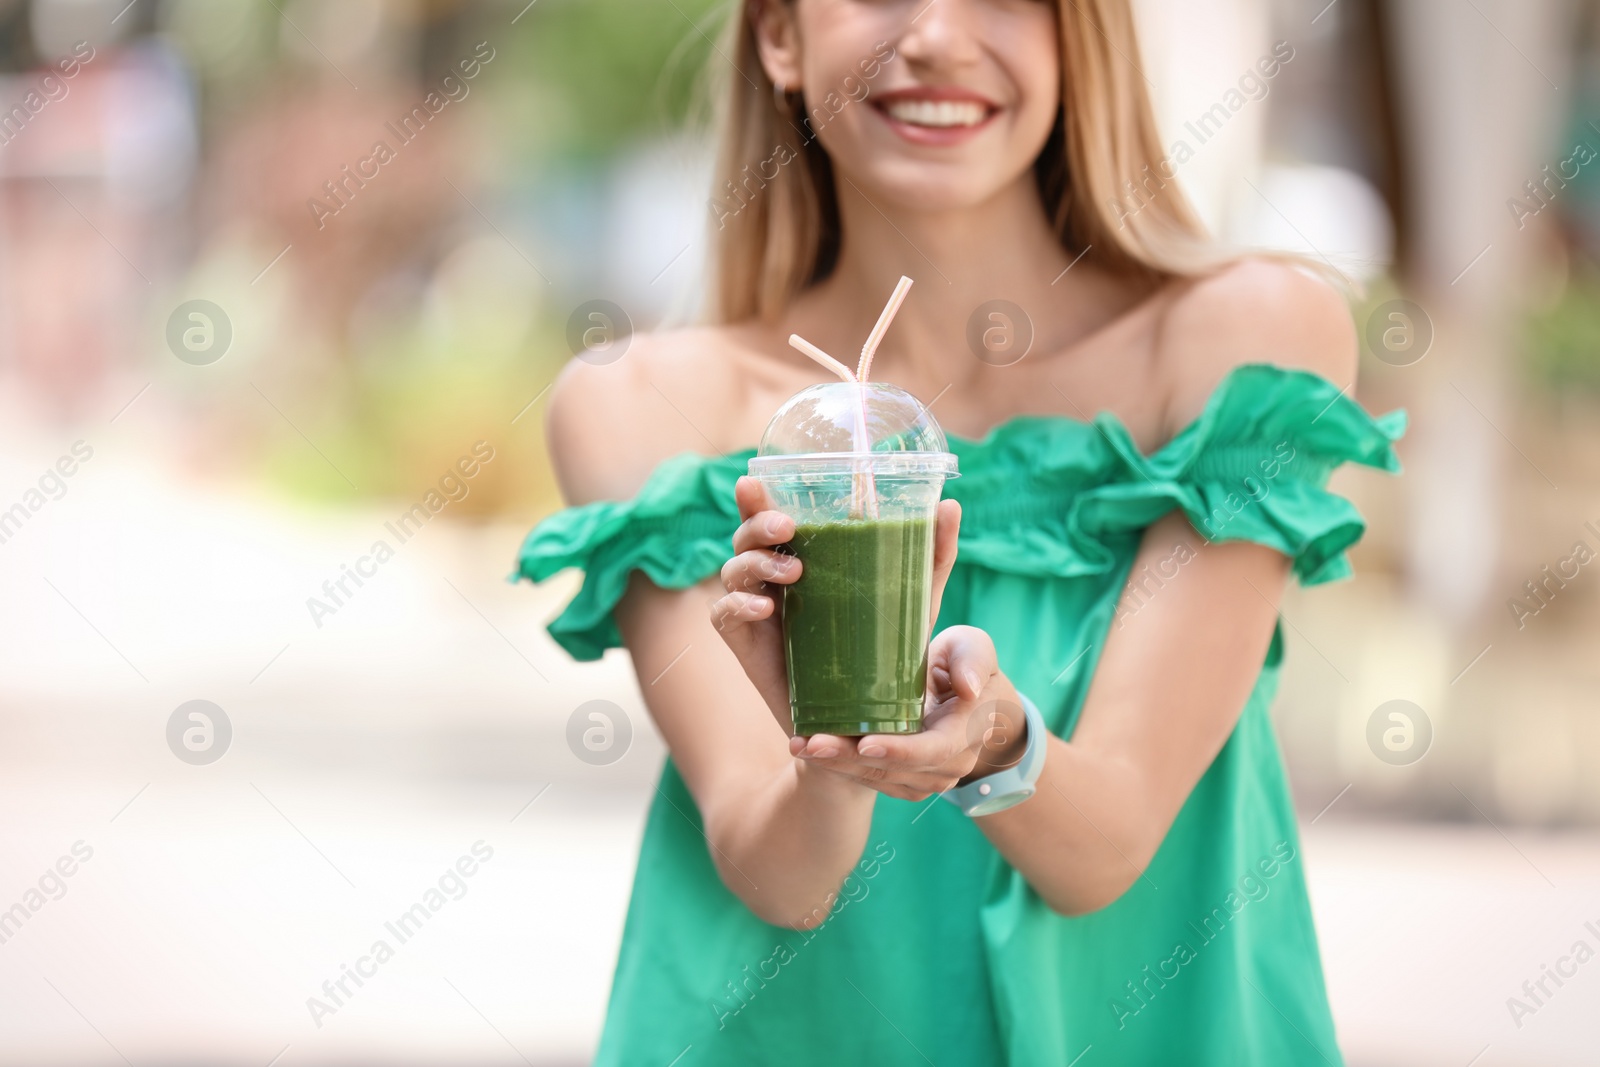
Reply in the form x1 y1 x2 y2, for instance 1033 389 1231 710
774 78 792 111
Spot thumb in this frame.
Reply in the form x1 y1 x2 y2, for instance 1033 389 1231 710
734 475 774 522
931 624 998 701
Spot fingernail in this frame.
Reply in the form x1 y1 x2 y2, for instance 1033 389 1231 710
962 669 982 694
813 747 836 759
860 744 886 758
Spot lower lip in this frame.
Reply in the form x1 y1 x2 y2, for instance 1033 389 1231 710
871 104 997 146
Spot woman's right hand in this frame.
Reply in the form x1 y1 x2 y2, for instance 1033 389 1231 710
711 475 964 737
710 476 804 731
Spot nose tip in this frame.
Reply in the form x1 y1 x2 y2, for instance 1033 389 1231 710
896 0 986 64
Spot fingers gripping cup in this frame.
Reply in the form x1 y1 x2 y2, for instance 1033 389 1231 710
748 277 959 737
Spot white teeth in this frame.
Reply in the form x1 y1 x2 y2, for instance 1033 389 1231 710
884 99 987 128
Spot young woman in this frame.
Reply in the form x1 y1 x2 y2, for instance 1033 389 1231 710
518 1 1404 1063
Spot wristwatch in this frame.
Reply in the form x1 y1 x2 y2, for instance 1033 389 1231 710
941 692 1048 817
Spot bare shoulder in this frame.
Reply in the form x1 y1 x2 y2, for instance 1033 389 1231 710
1156 257 1358 432
545 324 751 506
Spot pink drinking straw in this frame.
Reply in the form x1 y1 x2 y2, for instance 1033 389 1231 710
787 333 875 518
787 275 916 521
787 334 855 385
859 275 913 385
852 276 914 518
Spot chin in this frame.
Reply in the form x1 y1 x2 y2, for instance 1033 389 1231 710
838 156 1028 215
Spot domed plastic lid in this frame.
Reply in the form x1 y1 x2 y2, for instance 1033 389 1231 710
747 381 959 479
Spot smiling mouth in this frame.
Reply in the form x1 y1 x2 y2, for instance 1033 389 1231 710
879 99 993 129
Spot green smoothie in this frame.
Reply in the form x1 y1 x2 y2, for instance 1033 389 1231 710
780 515 936 736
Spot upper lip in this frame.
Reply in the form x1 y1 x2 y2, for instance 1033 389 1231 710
871 85 1001 110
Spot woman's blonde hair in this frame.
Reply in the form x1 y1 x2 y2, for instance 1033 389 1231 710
703 0 1224 324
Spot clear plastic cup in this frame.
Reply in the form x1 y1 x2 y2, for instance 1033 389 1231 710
748 381 959 736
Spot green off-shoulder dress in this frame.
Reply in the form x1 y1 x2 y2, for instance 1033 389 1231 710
515 364 1405 1066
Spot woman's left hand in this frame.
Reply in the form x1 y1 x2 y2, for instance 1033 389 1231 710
788 625 1025 802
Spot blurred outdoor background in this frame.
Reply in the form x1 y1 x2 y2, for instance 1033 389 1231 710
0 0 1596 1063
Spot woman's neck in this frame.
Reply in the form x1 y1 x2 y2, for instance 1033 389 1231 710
786 171 1142 396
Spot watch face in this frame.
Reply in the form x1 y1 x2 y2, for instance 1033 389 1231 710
967 785 1036 817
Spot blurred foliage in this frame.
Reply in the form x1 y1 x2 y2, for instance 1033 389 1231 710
242 0 735 517
1524 268 1600 394
161 0 730 152
503 0 728 160
260 302 566 521
261 355 566 522
159 0 282 120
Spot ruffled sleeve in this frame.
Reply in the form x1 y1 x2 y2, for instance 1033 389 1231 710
1076 363 1405 585
512 450 749 661
946 364 1403 585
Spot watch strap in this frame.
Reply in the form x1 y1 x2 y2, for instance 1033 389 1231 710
941 691 1047 817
